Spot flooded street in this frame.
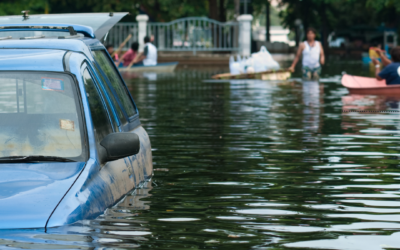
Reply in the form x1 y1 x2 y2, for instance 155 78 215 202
2 60 400 250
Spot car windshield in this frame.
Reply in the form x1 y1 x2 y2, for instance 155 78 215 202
0 72 86 161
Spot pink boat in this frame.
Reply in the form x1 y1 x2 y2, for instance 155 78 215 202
341 74 400 95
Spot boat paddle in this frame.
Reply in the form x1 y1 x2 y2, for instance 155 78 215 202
126 53 140 69
112 34 132 58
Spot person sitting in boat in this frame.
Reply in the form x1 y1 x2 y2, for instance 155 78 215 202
132 36 158 66
288 27 325 80
106 45 119 62
116 42 139 67
372 46 400 85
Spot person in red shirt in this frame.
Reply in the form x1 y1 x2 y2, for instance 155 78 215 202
116 42 139 67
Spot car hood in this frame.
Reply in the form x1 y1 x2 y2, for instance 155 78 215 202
0 162 85 229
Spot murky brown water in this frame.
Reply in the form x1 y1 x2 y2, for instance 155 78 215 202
2 61 400 250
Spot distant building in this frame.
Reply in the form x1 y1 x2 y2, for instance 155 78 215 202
329 26 398 49
253 25 295 47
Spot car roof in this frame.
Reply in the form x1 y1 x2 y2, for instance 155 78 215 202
0 24 96 38
0 37 101 52
0 49 66 71
0 13 128 38
0 13 127 71
0 38 106 72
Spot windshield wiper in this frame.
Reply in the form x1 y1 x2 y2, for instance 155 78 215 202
0 155 76 163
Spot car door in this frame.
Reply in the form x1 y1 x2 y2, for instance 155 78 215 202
46 61 146 227
81 64 140 209
90 49 153 185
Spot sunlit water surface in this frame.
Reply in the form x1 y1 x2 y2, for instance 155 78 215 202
2 61 400 250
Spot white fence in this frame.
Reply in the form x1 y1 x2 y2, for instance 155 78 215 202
106 15 253 56
147 17 238 54
105 23 138 50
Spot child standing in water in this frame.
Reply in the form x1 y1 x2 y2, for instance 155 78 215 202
289 27 325 80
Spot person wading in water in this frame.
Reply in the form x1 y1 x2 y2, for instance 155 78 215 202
289 27 325 80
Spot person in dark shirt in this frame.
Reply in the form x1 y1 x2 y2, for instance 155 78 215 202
372 46 400 85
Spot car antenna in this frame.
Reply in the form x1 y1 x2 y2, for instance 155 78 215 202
109 12 114 17
22 10 30 20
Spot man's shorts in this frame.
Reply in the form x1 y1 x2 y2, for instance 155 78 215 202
302 66 321 80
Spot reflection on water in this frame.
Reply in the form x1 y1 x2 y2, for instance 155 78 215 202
342 94 400 111
2 62 400 250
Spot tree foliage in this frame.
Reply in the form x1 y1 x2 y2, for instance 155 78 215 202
0 0 48 16
137 0 209 22
0 0 231 22
0 0 399 34
366 0 400 12
279 0 399 32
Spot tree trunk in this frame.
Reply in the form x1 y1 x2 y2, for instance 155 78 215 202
295 0 302 46
154 0 161 21
266 1 270 42
209 0 219 20
320 2 329 54
219 0 226 22
295 28 299 47
301 0 309 36
234 0 240 19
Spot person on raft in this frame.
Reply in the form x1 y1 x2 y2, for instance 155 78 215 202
106 45 119 62
116 42 139 67
288 27 325 80
372 47 400 85
132 36 158 66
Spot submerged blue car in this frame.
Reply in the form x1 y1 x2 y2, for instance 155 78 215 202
0 13 153 229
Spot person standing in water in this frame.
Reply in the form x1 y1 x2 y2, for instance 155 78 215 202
289 28 325 80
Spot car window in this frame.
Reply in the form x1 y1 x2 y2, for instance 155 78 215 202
92 63 127 125
0 72 86 161
82 68 113 146
91 50 137 118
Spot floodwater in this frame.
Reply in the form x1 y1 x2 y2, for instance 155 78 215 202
2 60 400 250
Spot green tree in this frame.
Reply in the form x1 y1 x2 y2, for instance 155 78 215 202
366 0 400 12
279 0 399 47
0 0 237 23
136 0 209 22
0 0 48 15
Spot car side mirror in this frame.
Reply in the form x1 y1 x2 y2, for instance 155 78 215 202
100 133 140 162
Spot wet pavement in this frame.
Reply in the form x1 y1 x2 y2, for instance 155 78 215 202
2 60 400 250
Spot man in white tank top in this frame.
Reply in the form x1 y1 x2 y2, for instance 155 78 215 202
132 36 158 66
289 28 325 80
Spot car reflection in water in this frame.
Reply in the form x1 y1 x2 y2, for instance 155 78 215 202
0 181 153 249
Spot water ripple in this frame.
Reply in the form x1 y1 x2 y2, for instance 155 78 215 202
2 65 400 249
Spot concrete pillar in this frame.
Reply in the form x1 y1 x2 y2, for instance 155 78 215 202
238 14 253 56
136 15 149 52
